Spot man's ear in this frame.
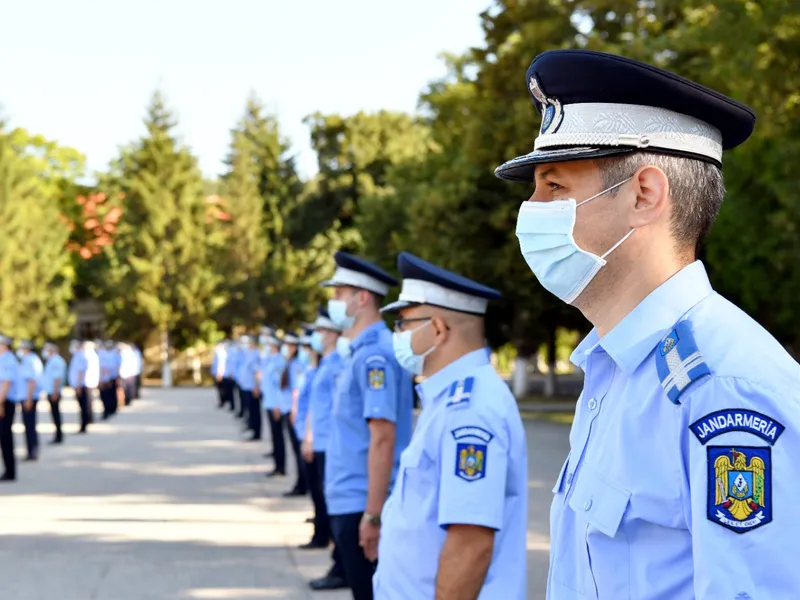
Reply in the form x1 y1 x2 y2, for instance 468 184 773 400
630 165 670 229
431 316 449 343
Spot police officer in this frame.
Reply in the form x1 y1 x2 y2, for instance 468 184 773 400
320 251 414 600
68 340 90 433
228 338 244 419
276 334 309 497
211 340 227 408
131 343 143 400
294 332 318 498
119 342 138 407
235 335 261 441
97 339 113 418
261 335 286 474
495 49 800 599
18 340 43 460
41 342 67 445
83 341 100 422
373 252 527 598
0 334 20 481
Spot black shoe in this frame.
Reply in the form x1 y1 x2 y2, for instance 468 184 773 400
0 473 16 482
101 414 109 420
247 435 261 442
305 516 314 523
298 540 328 550
263 452 274 458
265 470 286 478
78 428 87 434
309 575 347 591
24 455 37 462
283 488 306 498
48 438 63 445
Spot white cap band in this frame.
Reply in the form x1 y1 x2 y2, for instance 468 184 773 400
397 279 488 314
323 267 390 296
313 316 341 332
535 102 723 163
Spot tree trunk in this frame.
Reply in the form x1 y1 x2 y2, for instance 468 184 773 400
544 324 558 398
161 327 173 388
511 356 530 399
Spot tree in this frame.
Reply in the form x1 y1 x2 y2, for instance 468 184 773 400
105 92 225 383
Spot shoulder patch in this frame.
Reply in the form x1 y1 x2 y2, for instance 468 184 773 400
690 409 785 446
707 445 771 533
367 364 386 391
452 425 493 482
655 320 711 405
446 377 474 408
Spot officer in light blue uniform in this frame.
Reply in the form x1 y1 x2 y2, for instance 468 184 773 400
97 341 114 418
495 49 800 599
119 342 138 406
68 340 91 433
131 343 143 399
0 334 20 481
260 335 286 475
211 341 227 408
303 310 347 590
321 251 414 600
83 341 100 423
374 252 527 599
235 335 261 441
293 332 317 444
18 340 43 460
278 334 309 497
41 342 67 445
228 340 244 419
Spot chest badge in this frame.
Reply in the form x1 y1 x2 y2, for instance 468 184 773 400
707 446 772 533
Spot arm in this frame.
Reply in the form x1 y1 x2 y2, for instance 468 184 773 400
435 525 495 600
52 377 62 400
0 380 8 417
366 418 396 515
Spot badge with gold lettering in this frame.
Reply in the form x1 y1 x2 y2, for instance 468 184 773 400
708 446 771 533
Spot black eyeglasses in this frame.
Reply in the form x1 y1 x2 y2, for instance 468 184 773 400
393 317 433 333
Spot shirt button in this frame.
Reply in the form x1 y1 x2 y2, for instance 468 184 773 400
583 499 593 511
566 472 574 485
587 397 598 410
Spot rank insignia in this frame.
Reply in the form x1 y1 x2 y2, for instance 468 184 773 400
368 367 385 391
707 446 772 533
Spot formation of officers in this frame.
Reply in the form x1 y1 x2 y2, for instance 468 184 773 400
213 249 527 600
0 336 143 481
229 48 800 599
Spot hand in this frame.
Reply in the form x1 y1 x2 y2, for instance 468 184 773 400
290 408 297 425
253 388 261 399
50 393 57 402
0 404 4 419
359 515 381 562
23 399 33 412
216 375 223 383
271 407 281 420
301 439 314 463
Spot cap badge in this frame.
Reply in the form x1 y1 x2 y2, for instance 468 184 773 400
529 77 563 135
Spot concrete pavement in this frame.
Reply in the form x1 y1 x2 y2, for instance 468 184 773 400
0 387 570 599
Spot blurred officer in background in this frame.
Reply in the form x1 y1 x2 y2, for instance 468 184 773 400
68 340 90 433
18 340 43 460
0 334 20 481
41 342 67 445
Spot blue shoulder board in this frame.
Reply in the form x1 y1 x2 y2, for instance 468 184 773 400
655 320 711 405
446 377 474 408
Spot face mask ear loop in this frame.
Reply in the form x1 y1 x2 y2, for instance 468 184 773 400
601 228 636 259
576 176 633 209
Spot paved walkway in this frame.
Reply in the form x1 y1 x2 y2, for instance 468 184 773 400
0 387 569 599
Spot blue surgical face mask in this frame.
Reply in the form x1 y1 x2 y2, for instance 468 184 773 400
298 347 311 364
392 321 436 376
336 336 352 360
310 331 325 354
328 297 355 329
280 345 292 359
515 177 634 304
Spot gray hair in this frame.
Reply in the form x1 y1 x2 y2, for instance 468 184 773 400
598 152 725 254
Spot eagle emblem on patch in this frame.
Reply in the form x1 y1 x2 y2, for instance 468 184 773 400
456 443 486 482
368 367 385 391
708 446 772 533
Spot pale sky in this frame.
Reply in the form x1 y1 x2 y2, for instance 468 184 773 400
0 0 491 180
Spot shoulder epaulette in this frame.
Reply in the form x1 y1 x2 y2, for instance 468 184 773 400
656 320 711 405
446 377 475 408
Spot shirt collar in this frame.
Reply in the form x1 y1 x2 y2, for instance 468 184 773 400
571 261 714 374
416 348 490 411
351 320 386 351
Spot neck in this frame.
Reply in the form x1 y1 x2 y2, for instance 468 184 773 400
349 308 381 340
422 340 484 378
577 249 689 337
322 345 335 357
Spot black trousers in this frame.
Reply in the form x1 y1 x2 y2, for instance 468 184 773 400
135 375 141 399
248 392 262 439
219 378 234 410
267 409 285 474
48 393 63 440
330 512 375 600
308 451 331 544
0 400 16 478
235 385 246 419
77 387 91 431
22 400 38 458
283 413 307 494
123 377 136 406
100 384 116 417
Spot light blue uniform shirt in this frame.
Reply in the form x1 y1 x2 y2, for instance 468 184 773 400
273 356 304 414
374 348 528 599
211 344 227 379
325 320 415 516
260 351 280 409
20 352 44 397
68 350 87 389
547 261 800 600
294 365 318 440
119 347 138 378
98 349 111 383
132 347 143 376
110 349 121 379
235 347 260 392
41 354 67 396
0 350 21 402
84 347 100 388
308 351 344 452
226 346 240 380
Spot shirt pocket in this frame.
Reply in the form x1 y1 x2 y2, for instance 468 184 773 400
400 443 436 510
567 463 632 599
553 452 571 494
